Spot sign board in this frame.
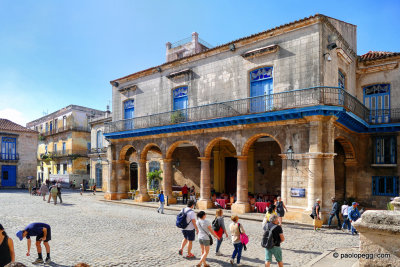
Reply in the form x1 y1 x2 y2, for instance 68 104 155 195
291 188 305 197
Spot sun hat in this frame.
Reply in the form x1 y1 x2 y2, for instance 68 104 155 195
352 202 359 206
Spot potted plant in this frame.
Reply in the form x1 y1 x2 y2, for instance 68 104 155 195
147 170 163 190
171 110 186 124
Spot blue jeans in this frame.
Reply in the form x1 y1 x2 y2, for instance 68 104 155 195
216 237 223 252
342 215 351 230
351 220 358 234
232 243 243 264
328 213 341 227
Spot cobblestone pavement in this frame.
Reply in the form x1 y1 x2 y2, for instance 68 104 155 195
0 190 359 267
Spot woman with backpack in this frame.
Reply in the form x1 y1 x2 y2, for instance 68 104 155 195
196 211 220 267
213 209 228 256
229 215 246 266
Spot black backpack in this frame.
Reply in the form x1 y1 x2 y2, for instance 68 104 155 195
176 208 192 229
261 224 278 249
212 217 220 231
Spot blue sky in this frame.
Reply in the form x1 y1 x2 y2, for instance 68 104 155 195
0 0 399 126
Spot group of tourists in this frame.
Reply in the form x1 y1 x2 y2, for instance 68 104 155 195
38 181 62 205
181 184 196 204
0 222 52 267
175 200 285 267
312 197 361 235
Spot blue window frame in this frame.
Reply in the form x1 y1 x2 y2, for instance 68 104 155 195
374 136 397 164
124 99 135 130
62 142 66 153
1 137 17 160
97 130 103 148
95 163 102 187
372 176 399 196
250 67 273 112
87 142 91 151
54 143 57 153
338 70 346 105
49 121 53 132
45 145 48 153
363 84 390 123
172 86 188 122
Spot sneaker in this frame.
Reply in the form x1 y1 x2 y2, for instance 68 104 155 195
215 251 223 256
45 258 51 264
178 249 182 255
229 258 234 265
33 258 44 264
186 253 195 258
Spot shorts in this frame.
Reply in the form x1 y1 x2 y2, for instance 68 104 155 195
182 229 195 241
265 246 282 262
199 239 211 246
36 227 51 242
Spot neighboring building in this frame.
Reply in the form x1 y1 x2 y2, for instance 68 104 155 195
27 105 105 187
0 119 38 188
88 107 112 191
103 14 400 223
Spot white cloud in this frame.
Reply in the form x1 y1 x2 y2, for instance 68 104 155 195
0 108 29 127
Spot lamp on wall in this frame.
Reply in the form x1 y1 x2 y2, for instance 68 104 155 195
256 160 265 175
172 158 180 168
286 146 299 168
323 52 332 61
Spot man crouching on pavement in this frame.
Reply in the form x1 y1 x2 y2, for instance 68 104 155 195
16 223 52 264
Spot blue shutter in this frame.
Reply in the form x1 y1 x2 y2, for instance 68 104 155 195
124 100 135 130
250 67 273 112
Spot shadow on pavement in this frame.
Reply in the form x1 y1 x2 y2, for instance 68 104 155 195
283 248 323 255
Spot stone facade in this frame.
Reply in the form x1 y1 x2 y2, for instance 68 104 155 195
0 119 38 188
103 14 399 223
27 105 105 186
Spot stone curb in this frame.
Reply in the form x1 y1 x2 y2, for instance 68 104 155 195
100 199 315 228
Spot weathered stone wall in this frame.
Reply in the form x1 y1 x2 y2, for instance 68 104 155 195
171 146 200 191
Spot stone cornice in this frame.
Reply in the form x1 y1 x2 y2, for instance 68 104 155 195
278 152 336 159
356 61 399 75
337 47 353 65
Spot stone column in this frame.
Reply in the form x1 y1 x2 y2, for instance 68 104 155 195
104 159 118 200
280 156 288 204
197 157 212 210
116 160 129 200
136 159 150 202
322 154 335 213
307 156 323 211
162 159 177 204
232 156 250 214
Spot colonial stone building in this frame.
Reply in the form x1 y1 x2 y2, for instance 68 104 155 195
103 14 399 222
0 119 38 188
27 105 105 187
88 107 112 191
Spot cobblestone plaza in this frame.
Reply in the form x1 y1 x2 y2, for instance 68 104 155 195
0 190 359 266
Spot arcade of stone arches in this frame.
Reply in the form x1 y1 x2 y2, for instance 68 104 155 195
105 131 357 214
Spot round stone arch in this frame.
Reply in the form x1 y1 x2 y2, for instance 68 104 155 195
204 137 238 158
119 145 137 161
335 136 356 162
241 133 283 156
140 143 163 161
165 140 201 159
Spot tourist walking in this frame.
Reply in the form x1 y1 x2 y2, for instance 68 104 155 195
80 183 84 195
262 205 277 228
348 202 360 235
39 183 48 201
213 209 228 256
92 184 96 195
196 211 220 267
16 222 52 264
157 190 165 214
27 180 32 195
0 224 15 267
229 215 245 266
190 186 196 202
263 214 284 267
49 184 58 205
311 199 321 231
328 197 341 229
182 184 188 204
56 182 62 204
178 200 199 258
341 200 351 232
275 197 288 226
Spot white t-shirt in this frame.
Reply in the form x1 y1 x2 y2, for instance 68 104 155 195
183 207 196 231
196 219 211 240
341 205 349 216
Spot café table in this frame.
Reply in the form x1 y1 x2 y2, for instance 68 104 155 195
255 202 268 213
216 198 228 209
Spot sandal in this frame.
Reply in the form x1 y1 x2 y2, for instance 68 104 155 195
186 253 195 258
178 249 183 256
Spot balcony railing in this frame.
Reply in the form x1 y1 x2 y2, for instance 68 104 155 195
0 153 19 161
40 126 90 137
39 149 89 159
105 87 399 134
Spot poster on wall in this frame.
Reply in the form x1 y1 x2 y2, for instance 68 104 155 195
291 188 305 197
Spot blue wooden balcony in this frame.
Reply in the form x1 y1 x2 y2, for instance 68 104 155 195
104 86 400 139
0 153 19 162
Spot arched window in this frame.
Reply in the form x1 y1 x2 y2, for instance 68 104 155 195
96 130 103 149
124 99 135 130
250 67 273 112
363 84 390 123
